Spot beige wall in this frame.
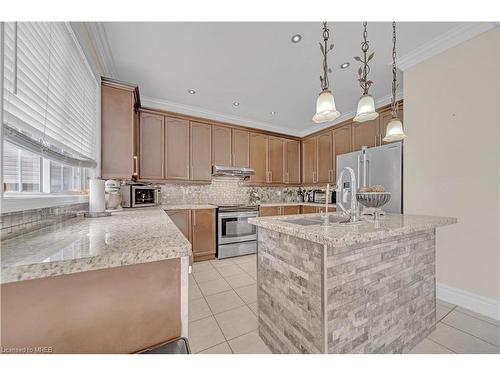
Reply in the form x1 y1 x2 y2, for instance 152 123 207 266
403 27 500 302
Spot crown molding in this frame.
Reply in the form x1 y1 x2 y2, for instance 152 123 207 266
84 22 117 78
397 22 499 71
141 96 303 137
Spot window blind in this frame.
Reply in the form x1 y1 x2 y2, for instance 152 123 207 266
3 22 98 163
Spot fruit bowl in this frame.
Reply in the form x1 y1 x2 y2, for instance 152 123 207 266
356 192 391 208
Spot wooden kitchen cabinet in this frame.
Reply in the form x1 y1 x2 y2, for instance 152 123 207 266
190 121 212 181
166 209 192 243
165 117 190 180
302 137 317 184
212 125 232 166
283 205 301 215
100 79 139 180
332 123 352 180
301 205 318 214
317 131 334 183
232 129 250 168
138 112 165 180
268 137 285 183
249 133 269 183
285 140 301 184
191 209 216 261
259 206 281 217
351 118 379 151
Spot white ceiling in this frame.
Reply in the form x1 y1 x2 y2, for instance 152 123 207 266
102 22 465 136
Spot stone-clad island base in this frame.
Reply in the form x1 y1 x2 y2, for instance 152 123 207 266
256 227 437 354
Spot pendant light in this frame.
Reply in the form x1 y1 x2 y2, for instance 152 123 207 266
383 22 407 142
312 22 340 123
353 22 379 123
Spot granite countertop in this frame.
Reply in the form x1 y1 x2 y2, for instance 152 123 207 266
1 207 192 284
249 212 457 249
259 202 337 208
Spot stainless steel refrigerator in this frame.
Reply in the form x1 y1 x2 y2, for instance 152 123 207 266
336 143 403 213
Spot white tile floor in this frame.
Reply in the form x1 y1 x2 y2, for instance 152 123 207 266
188 255 500 354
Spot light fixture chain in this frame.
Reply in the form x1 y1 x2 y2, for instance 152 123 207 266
391 21 399 117
319 21 332 91
356 21 373 95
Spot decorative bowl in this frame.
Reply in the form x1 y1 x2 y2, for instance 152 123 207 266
356 192 391 208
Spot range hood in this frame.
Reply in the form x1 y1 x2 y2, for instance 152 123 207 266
212 165 255 177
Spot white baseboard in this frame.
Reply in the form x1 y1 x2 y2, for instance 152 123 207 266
436 283 500 321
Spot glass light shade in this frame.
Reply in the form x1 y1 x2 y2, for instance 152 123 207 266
353 94 379 122
383 117 407 142
312 90 341 123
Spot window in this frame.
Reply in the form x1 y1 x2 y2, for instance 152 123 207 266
2 22 98 202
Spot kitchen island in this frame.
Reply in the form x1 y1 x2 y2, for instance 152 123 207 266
248 212 456 354
1 208 191 354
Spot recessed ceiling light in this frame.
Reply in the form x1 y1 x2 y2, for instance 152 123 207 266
233 101 240 106
340 62 350 69
291 34 302 43
270 111 277 115
188 89 196 94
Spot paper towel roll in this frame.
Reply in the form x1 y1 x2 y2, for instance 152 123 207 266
89 179 105 213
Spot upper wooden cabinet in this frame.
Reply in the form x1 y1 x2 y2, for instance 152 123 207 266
268 137 285 183
165 117 190 180
212 125 232 166
249 133 269 183
100 79 139 180
333 123 352 178
317 131 334 183
302 137 317 184
232 129 250 168
190 121 212 181
285 140 301 184
352 118 379 152
138 112 165 180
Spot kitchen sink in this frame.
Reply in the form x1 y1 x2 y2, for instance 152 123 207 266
281 215 351 226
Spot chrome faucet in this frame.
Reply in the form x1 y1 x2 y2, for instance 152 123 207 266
335 167 361 223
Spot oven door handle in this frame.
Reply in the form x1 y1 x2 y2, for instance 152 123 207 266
218 212 258 219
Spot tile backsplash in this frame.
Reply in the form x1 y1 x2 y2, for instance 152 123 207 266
0 203 88 240
160 177 303 206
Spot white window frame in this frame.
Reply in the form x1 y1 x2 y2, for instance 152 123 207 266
0 22 101 214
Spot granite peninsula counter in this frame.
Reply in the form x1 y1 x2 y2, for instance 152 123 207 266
0 207 191 353
248 212 457 354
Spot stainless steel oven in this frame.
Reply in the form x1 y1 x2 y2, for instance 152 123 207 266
217 205 258 259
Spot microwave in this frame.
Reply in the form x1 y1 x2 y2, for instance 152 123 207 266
312 189 336 204
121 185 160 208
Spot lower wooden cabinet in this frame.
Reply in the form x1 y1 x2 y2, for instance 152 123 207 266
166 208 216 262
259 205 301 217
301 205 336 214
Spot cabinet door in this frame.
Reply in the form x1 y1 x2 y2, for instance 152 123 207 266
301 205 318 214
212 125 232 166
378 105 404 145
302 138 317 184
352 118 379 151
166 209 191 243
139 112 165 180
232 129 250 168
165 117 190 180
332 123 352 178
190 121 212 181
259 206 281 217
317 131 333 183
191 209 216 261
268 137 285 184
101 85 135 179
283 205 301 215
249 133 268 183
285 140 301 184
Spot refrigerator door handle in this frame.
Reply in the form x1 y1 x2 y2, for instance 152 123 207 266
366 159 371 186
357 155 361 189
